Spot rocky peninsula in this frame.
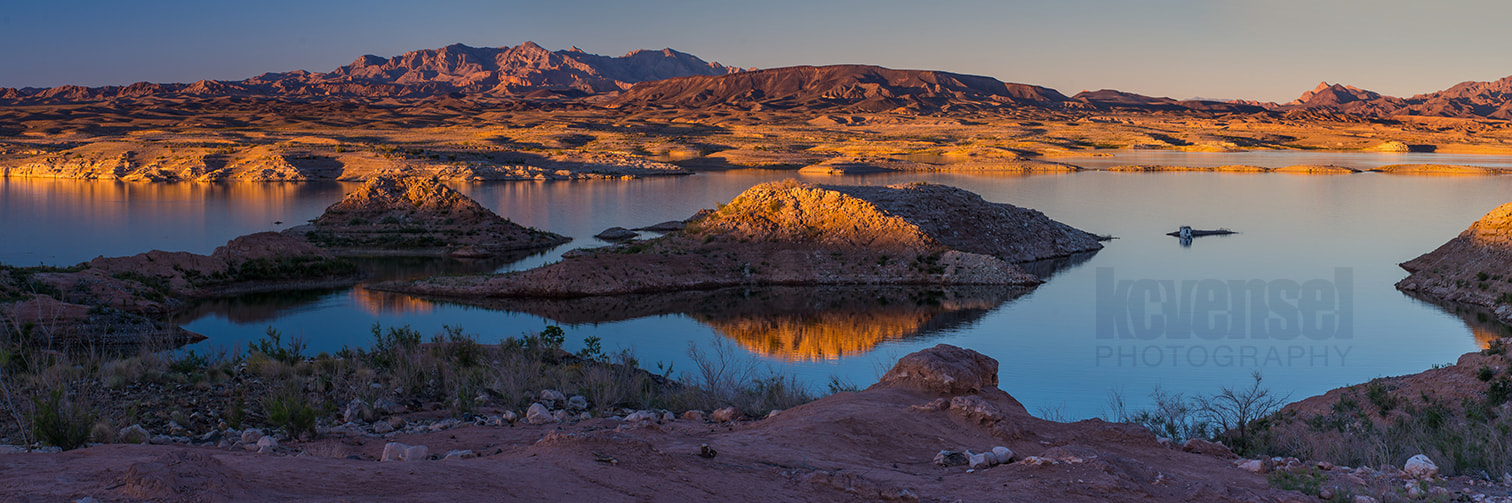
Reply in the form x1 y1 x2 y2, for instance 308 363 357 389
379 180 1104 298
0 232 360 348
1396 200 1512 324
288 175 569 257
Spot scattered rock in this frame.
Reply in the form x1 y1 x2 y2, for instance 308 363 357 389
343 398 371 423
1238 459 1267 474
444 449 477 460
623 410 659 423
934 450 968 467
968 447 1013 469
256 436 279 454
765 409 782 419
539 389 567 406
681 410 705 421
0 445 25 454
501 410 519 424
1181 438 1236 459
567 395 588 411
711 407 743 422
1353 495 1379 503
1404 454 1439 479
372 421 395 434
381 442 429 462
119 424 151 444
595 227 638 240
526 402 558 424
373 399 406 416
699 444 718 458
239 428 265 444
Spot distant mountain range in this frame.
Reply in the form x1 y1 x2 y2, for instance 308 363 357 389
3 42 1511 120
0 42 738 102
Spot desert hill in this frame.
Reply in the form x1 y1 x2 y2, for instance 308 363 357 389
608 64 1069 113
0 42 738 103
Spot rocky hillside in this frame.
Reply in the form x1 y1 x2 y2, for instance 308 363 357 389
1287 76 1512 120
1396 201 1512 323
379 180 1103 298
607 65 1070 113
0 42 738 103
291 175 568 256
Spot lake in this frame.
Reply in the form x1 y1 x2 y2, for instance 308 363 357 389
4 151 1510 419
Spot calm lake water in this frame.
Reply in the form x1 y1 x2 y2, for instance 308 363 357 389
4 151 1511 419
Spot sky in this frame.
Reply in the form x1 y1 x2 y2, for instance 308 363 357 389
3 0 1511 102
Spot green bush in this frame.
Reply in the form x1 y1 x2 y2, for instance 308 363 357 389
263 385 317 438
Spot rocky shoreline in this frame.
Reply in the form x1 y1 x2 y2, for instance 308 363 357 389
1396 200 1512 325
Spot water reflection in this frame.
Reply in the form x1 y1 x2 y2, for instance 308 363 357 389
440 285 1032 361
1401 292 1512 349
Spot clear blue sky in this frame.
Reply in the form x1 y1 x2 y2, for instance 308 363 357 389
2 0 1509 102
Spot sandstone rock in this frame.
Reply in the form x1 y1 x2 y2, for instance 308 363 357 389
552 410 569 422
1181 438 1236 459
872 344 998 395
1404 482 1424 499
119 424 151 444
373 399 405 416
1404 454 1439 479
1238 459 1267 473
623 410 658 423
526 403 557 424
381 442 429 462
967 446 1014 469
501 410 519 423
711 407 743 423
764 409 782 419
595 227 638 240
681 410 705 421
444 449 477 460
372 421 395 434
948 395 1004 425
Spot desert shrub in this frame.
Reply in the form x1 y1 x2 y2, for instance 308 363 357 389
1267 467 1326 496
252 327 304 365
30 388 94 450
262 384 317 438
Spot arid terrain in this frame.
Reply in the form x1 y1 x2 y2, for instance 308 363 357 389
9 41 1512 502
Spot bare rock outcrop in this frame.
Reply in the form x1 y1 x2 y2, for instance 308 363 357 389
1396 201 1512 323
380 180 1102 298
870 344 999 395
291 175 568 256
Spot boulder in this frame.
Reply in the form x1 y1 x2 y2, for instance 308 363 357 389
526 402 557 424
681 410 706 421
538 389 567 407
256 436 278 454
444 449 477 460
871 344 998 395
1181 438 1236 459
119 424 151 444
934 450 968 467
567 395 588 411
381 442 429 462
711 407 743 423
1403 454 1438 479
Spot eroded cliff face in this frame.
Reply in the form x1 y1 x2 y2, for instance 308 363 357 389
291 175 568 256
1396 201 1512 323
381 180 1103 298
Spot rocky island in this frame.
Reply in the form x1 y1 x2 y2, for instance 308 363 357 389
378 180 1104 298
288 175 569 258
1396 200 1512 324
